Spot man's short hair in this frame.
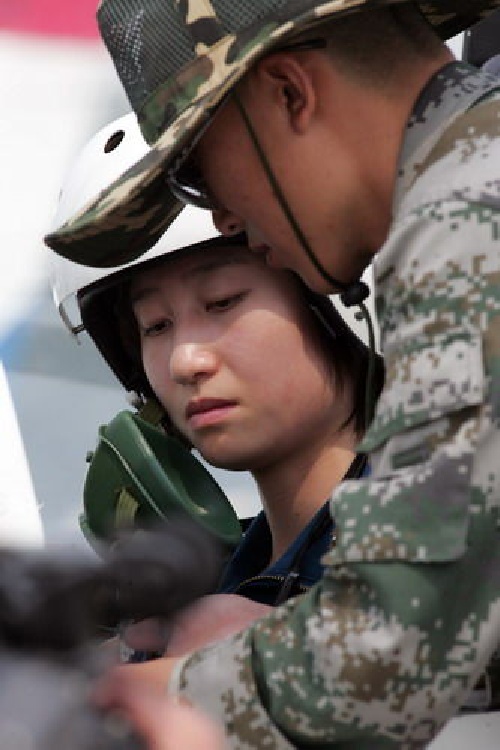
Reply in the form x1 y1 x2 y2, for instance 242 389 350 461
287 4 446 89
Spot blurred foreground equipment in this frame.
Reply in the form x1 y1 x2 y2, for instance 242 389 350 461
0 520 222 749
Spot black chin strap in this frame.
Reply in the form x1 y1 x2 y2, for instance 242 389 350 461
233 93 369 306
233 92 377 426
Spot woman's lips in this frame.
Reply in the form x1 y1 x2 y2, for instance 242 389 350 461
185 398 237 428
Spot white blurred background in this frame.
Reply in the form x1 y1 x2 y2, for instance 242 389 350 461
0 3 465 548
0 1 262 548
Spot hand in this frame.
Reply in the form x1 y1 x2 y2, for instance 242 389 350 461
166 593 271 656
122 594 271 658
94 594 270 748
93 671 225 750
95 657 179 692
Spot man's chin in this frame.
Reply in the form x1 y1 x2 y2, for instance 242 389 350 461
301 265 371 297
298 271 339 295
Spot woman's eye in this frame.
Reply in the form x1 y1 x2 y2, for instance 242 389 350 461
143 319 171 337
206 292 247 313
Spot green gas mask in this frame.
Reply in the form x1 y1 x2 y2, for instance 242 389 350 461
81 406 242 552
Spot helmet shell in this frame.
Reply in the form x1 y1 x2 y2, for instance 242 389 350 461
48 113 223 393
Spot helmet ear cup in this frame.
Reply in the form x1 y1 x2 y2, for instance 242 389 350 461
81 411 242 549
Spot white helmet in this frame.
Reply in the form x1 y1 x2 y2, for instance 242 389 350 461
48 113 382 430
48 113 232 396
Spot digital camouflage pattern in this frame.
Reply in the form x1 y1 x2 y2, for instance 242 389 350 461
167 62 500 749
45 0 500 267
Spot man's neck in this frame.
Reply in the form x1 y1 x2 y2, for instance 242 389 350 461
337 48 455 255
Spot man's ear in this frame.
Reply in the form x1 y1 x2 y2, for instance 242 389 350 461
252 53 317 134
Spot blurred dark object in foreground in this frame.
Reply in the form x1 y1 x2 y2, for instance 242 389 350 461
0 520 222 749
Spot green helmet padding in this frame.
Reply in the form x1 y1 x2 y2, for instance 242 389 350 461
81 410 242 548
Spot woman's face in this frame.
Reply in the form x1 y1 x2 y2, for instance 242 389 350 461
131 244 344 472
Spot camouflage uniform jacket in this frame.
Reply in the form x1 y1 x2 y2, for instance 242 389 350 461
169 62 500 749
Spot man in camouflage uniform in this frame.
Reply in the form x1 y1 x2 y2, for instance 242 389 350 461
46 0 500 747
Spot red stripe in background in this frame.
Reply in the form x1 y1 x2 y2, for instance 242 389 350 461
0 0 99 39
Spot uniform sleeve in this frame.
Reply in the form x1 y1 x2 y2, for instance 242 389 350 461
169 203 500 749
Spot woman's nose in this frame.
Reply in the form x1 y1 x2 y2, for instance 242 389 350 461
169 342 218 385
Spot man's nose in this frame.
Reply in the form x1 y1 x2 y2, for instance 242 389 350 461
212 207 245 237
169 341 218 385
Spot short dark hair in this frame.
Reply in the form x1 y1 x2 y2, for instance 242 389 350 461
287 3 446 91
298 282 384 436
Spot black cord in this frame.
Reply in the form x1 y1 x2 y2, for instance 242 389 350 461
232 92 377 428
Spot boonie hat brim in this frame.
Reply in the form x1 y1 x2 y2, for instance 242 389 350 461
45 0 500 267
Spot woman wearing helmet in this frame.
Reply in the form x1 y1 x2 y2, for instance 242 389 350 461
48 114 383 645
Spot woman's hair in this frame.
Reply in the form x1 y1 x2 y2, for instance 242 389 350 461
114 261 384 439
297 281 384 436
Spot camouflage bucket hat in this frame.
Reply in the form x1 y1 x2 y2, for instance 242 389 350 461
45 0 500 268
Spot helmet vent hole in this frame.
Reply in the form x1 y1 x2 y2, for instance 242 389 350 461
104 129 125 153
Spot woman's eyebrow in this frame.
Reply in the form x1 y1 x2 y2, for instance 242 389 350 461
130 252 253 305
129 283 160 307
182 254 252 282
